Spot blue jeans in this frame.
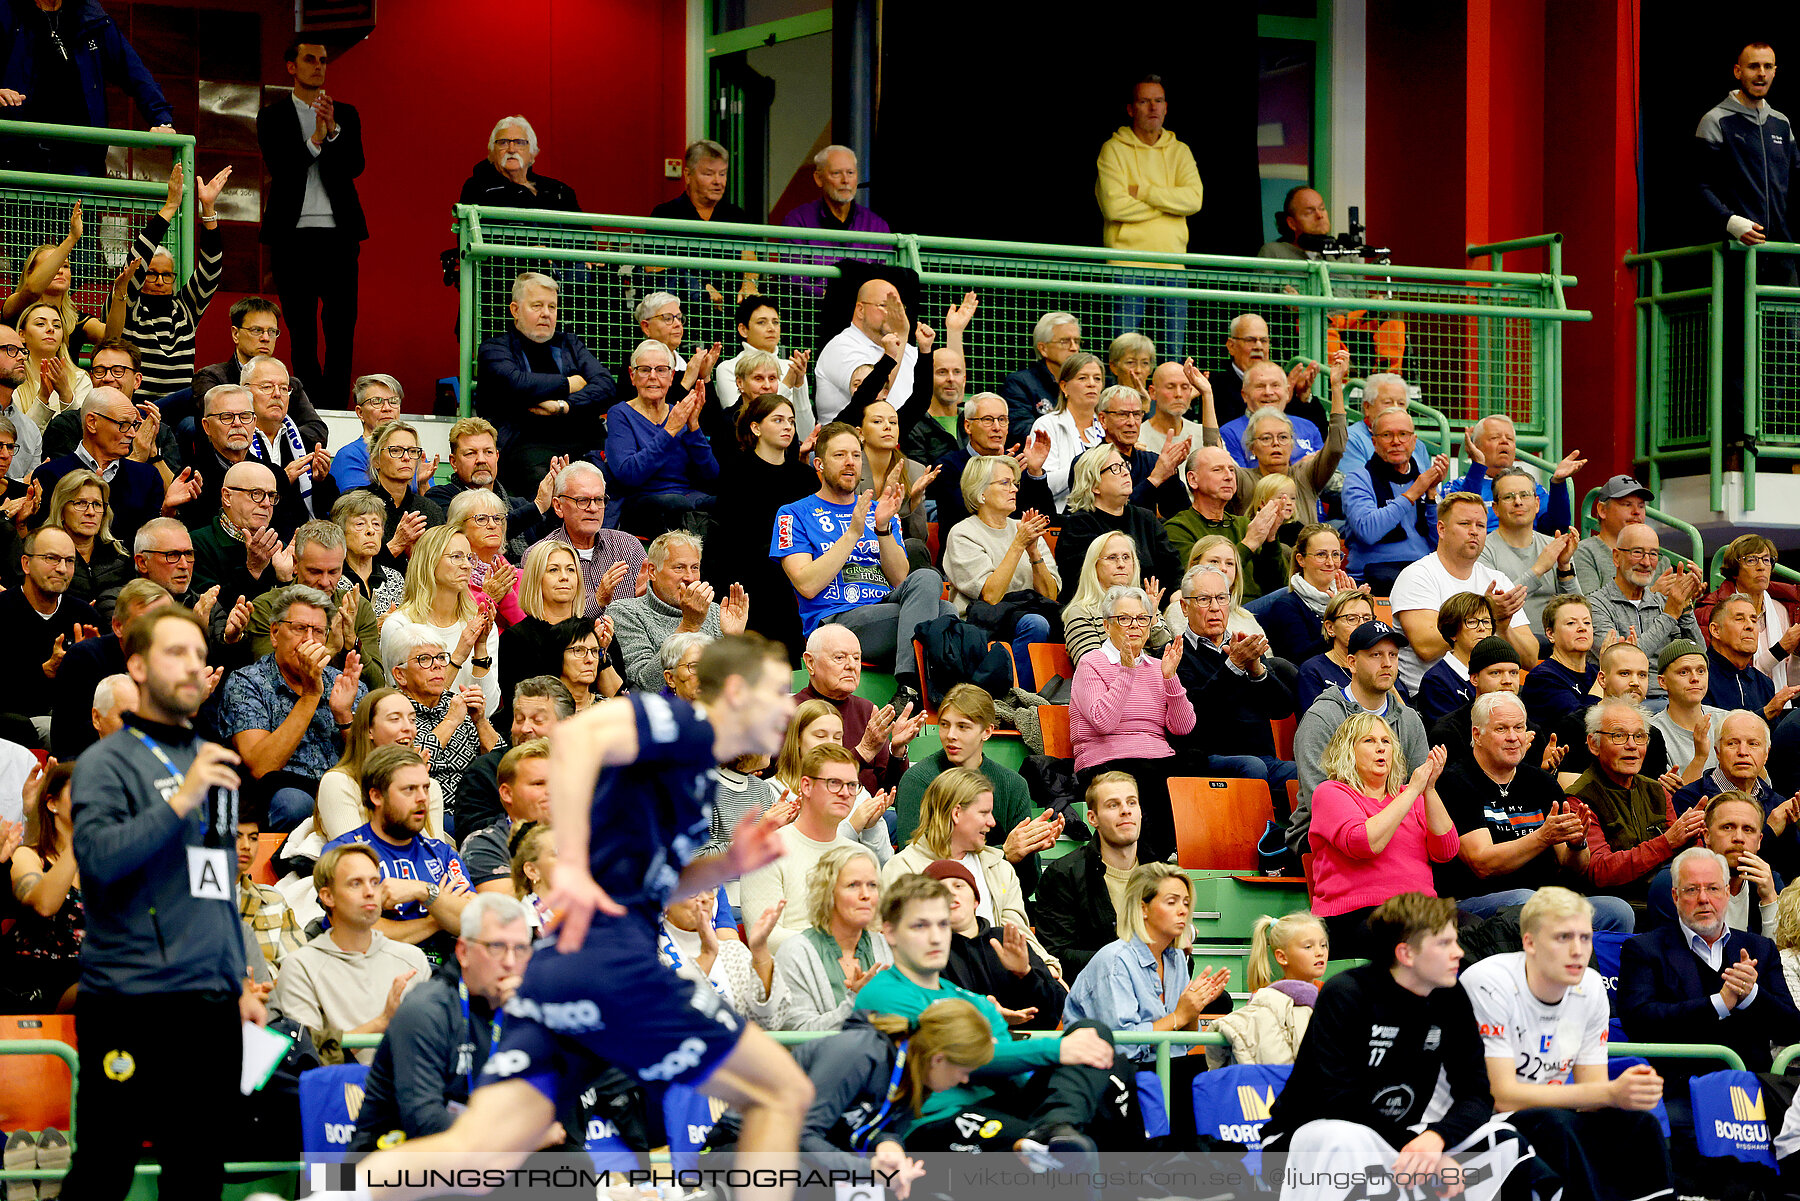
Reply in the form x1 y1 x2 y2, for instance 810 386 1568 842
1458 887 1635 933
1010 612 1050 693
1202 755 1299 814
1116 275 1189 362
267 787 315 833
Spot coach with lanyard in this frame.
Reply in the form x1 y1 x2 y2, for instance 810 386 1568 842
62 604 267 1200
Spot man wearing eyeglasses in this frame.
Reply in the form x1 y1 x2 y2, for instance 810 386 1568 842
459 117 581 212
923 393 1055 563
33 386 195 549
1 526 101 739
1586 523 1705 704
1340 406 1449 597
190 298 328 449
258 39 367 407
192 460 294 612
0 323 40 480
1563 697 1703 897
1205 313 1324 430
1072 385 1190 520
268 842 429 1066
526 461 645 621
1000 311 1081 449
475 271 614 496
349 895 564 1150
242 354 337 533
40 340 178 483
816 276 917 423
1173 565 1298 798
218 583 365 830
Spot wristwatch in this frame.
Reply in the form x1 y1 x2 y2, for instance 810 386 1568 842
471 655 493 669
424 880 441 905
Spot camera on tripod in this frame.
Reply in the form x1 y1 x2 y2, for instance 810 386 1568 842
1293 206 1391 265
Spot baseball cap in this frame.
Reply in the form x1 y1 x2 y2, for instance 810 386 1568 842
1599 474 1653 502
1656 638 1707 675
1347 620 1410 653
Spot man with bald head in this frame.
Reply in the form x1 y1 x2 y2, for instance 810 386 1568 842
816 276 916 422
32 386 195 548
1139 361 1206 458
1164 444 1285 597
1217 359 1327 470
1587 523 1705 702
924 393 1055 559
192 460 293 602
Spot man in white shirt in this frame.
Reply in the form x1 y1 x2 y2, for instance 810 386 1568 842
814 278 916 422
1462 886 1672 1201
1390 491 1537 691
736 743 893 952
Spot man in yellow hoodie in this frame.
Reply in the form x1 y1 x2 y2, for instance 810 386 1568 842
1096 74 1204 359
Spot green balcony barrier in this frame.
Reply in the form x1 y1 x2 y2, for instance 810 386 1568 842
453 207 1587 466
1578 486 1708 571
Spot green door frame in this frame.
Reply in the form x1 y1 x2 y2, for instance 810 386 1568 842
700 4 834 211
1257 9 1333 212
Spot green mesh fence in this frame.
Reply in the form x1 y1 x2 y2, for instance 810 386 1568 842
0 184 184 344
1655 301 1714 446
456 208 1581 449
1757 300 1800 444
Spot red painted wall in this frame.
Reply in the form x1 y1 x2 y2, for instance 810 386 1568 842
1367 0 1639 495
195 0 691 408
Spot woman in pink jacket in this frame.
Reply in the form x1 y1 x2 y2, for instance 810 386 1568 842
1071 584 1196 863
1310 716 1456 957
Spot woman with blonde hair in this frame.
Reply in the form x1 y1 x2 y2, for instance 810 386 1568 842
1776 880 1800 1001
36 468 130 603
13 299 91 429
771 844 891 1030
498 541 596 707
1061 531 1173 667
1311 715 1456 956
3 204 121 359
881 767 1053 972
1165 534 1270 644
314 687 447 841
378 524 499 717
508 822 556 929
773 995 995 1176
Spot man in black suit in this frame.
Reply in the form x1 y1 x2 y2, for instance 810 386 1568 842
1620 845 1800 1076
257 39 367 408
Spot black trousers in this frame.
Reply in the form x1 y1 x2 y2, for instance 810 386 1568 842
905 1023 1144 1152
1506 1106 1672 1201
61 988 242 1200
270 229 361 407
1079 758 1185 866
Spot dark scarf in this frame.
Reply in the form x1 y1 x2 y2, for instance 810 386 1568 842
1364 457 1435 546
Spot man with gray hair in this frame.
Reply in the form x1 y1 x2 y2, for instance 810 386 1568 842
1072 384 1191 519
782 144 890 237
1621 843 1800 1077
32 385 192 548
1445 411 1582 532
1566 696 1705 897
49 576 171 760
923 391 1055 556
476 271 614 495
649 139 759 331
458 115 580 211
1340 372 1427 474
243 519 384 691
1205 312 1325 430
1173 564 1296 795
218 582 366 829
1001 310 1082 447
243 353 335 532
608 530 749 693
1340 404 1449 594
525 460 646 620
91 673 137 742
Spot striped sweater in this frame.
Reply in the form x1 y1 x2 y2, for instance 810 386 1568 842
1069 643 1197 771
122 213 223 400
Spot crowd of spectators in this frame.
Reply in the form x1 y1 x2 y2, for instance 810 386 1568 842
8 28 1800 1198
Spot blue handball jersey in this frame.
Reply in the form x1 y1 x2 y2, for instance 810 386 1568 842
591 692 720 918
769 495 902 634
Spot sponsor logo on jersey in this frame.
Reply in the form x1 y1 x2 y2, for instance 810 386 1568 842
776 513 794 550
1238 1084 1275 1121
1479 1022 1506 1037
103 1050 135 1081
1733 1084 1767 1122
640 1037 709 1082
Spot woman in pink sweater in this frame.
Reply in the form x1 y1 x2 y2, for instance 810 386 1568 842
1071 584 1196 863
1310 715 1457 957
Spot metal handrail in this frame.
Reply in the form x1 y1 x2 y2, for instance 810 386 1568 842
0 119 197 276
1609 1041 1747 1071
1578 487 1708 569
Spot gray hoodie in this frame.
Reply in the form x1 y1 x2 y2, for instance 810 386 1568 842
1286 686 1430 856
269 928 430 1063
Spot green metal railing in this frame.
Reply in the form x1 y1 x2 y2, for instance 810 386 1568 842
0 1033 1752 1185
453 208 1589 455
0 121 196 330
1627 238 1800 513
1579 486 1708 570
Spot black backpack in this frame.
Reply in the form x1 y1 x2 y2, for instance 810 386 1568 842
914 615 1012 708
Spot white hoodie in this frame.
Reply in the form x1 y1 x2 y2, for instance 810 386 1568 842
269 928 429 1064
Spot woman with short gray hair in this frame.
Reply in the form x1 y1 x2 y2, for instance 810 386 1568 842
606 339 722 537
943 454 1060 689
